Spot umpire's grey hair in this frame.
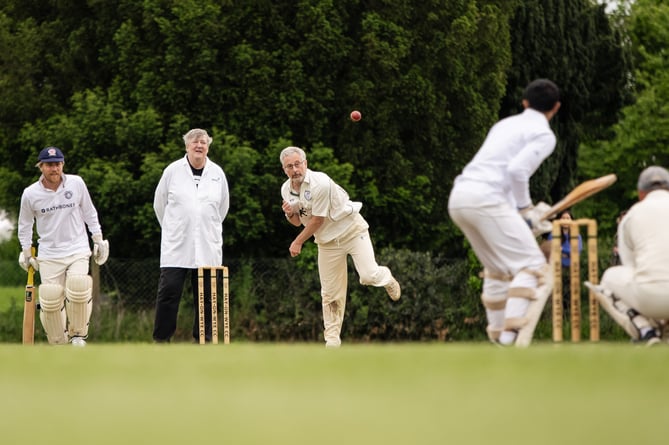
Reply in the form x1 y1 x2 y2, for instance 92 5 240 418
279 146 306 164
637 166 669 192
183 128 213 146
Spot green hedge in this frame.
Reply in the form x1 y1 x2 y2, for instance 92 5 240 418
0 246 628 343
0 260 25 286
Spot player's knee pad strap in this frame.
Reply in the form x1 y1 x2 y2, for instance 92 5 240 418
38 284 68 345
508 287 536 300
480 269 513 282
481 293 506 310
65 274 93 338
504 317 527 331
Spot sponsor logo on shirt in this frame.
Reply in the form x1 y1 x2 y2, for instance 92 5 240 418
41 203 75 214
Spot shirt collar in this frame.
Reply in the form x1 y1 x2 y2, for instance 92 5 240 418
39 173 66 190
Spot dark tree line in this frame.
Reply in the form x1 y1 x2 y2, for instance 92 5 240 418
0 0 629 260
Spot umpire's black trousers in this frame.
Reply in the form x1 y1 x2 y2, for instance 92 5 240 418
153 267 214 342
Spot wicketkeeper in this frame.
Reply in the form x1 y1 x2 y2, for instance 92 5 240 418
586 166 669 344
17 146 109 346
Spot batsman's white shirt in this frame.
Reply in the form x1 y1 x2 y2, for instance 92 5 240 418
281 169 365 244
154 155 229 268
18 174 102 259
450 108 556 210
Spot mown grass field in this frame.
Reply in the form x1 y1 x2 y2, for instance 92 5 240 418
1 342 667 445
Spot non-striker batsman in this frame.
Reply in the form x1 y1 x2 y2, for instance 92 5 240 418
448 79 561 347
18 146 109 346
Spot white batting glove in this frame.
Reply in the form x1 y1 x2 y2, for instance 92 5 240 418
18 248 39 272
92 234 109 265
519 202 553 236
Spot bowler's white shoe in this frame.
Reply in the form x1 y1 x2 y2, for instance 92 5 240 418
71 336 87 347
385 278 401 301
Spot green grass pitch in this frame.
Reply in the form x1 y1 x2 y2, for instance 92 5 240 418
1 342 667 445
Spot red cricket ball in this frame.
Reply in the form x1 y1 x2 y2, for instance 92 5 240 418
350 110 362 122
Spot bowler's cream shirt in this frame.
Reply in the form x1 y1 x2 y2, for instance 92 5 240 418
281 169 366 244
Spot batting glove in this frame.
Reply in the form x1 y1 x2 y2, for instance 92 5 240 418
92 234 109 265
520 202 553 236
18 248 39 272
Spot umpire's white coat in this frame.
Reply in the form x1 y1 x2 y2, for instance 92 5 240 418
154 155 229 268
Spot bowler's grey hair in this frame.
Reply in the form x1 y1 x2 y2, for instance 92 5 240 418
183 128 213 146
637 166 669 192
279 146 306 164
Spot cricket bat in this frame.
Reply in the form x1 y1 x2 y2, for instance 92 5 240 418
540 174 617 221
22 248 36 345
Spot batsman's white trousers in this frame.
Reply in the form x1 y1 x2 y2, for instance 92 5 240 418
318 218 393 346
448 202 546 323
601 266 669 319
39 252 91 287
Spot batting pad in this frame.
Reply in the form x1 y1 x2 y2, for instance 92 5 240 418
514 265 553 347
38 284 68 345
65 274 93 338
584 281 655 340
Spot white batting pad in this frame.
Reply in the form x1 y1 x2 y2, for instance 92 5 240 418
38 284 68 344
584 281 655 340
65 274 93 338
514 265 554 347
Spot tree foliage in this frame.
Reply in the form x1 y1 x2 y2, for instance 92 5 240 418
0 0 629 260
578 0 669 231
501 0 631 213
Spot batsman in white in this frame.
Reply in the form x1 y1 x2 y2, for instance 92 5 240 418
586 166 669 345
448 79 561 347
280 146 401 348
18 146 109 346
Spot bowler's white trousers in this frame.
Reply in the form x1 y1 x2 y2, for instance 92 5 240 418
317 217 393 347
